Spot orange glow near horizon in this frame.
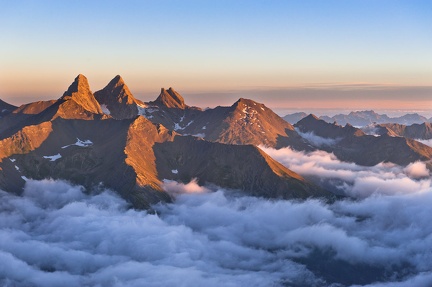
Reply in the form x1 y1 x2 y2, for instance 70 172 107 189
1 74 431 113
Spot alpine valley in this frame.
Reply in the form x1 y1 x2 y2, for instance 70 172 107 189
0 74 431 210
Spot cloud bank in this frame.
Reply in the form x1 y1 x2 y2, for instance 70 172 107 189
260 146 431 198
0 174 431 286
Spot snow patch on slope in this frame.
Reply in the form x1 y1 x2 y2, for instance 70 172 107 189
43 154 62 162
62 138 93 149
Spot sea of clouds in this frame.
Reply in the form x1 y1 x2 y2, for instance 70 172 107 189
1 148 432 287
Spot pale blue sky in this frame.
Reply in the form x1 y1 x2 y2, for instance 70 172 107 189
0 0 431 109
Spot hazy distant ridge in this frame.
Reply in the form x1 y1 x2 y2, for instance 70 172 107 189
284 110 431 126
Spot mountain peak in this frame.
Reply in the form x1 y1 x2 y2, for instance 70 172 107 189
232 98 265 111
153 87 187 109
60 74 102 114
107 75 125 88
94 75 143 119
62 74 90 98
296 114 365 139
235 98 256 105
100 75 132 96
304 114 320 121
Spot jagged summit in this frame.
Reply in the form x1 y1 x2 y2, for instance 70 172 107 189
94 75 143 119
60 74 102 114
99 75 133 102
111 75 125 86
61 74 90 98
153 87 187 109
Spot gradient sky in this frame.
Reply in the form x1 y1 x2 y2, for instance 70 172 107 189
0 0 431 111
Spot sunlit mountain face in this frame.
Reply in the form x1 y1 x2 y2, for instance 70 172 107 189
0 74 431 287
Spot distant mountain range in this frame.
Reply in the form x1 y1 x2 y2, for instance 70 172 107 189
283 110 431 126
294 115 432 166
1 74 431 209
362 122 432 140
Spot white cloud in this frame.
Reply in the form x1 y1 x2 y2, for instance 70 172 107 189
295 127 339 147
1 161 432 286
260 146 431 197
403 162 430 179
162 178 210 196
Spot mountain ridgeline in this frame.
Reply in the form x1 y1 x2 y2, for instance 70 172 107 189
284 110 432 126
0 74 431 208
